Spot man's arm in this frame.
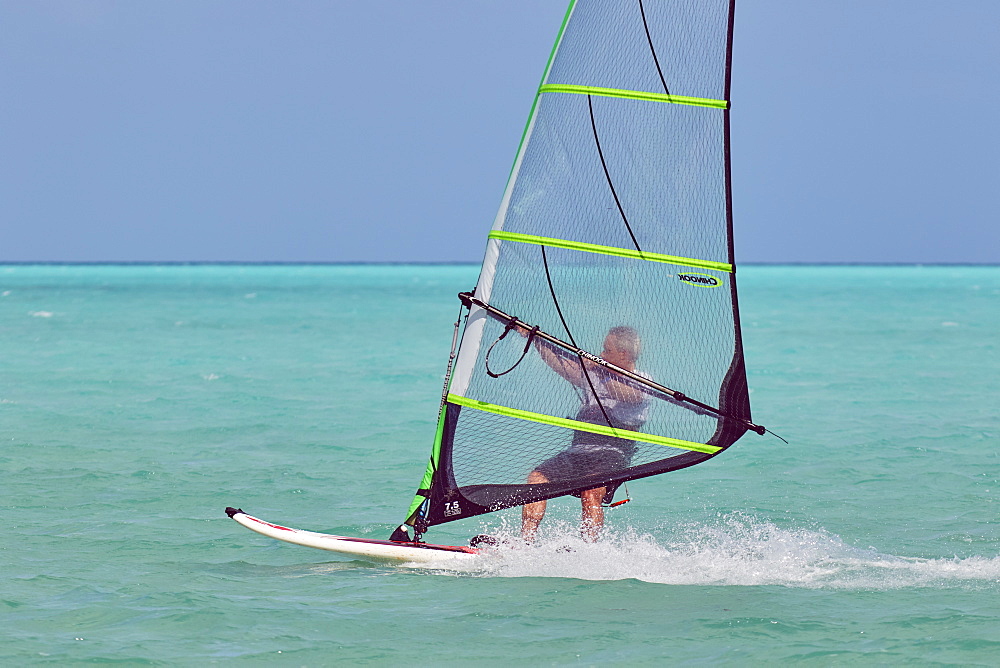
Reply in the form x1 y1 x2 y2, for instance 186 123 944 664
517 324 645 398
535 338 647 403
600 375 648 403
534 339 586 385
511 324 585 385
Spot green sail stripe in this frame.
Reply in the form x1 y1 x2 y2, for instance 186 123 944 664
488 230 733 273
404 408 447 523
447 393 722 455
539 83 728 109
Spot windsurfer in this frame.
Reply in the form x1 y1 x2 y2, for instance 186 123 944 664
520 326 650 543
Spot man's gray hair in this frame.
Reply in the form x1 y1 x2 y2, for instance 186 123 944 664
607 325 641 361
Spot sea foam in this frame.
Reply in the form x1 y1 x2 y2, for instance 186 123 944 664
446 514 1000 589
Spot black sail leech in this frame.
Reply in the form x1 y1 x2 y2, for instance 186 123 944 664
541 245 580 347
638 0 670 95
588 94 644 255
540 245 619 433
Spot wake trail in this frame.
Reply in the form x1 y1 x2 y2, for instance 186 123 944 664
439 514 1000 589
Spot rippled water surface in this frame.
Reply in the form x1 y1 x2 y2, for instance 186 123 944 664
3 264 999 664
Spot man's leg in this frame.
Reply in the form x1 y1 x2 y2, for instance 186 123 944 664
580 487 606 542
521 469 549 543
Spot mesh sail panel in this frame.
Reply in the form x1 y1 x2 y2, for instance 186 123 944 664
415 0 750 528
501 94 727 268
548 0 729 100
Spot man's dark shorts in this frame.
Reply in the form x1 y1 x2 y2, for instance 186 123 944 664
534 446 630 482
535 425 638 480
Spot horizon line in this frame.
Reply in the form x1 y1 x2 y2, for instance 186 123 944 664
1 261 999 268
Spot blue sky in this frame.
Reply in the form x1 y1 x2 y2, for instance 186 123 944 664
2 1 998 263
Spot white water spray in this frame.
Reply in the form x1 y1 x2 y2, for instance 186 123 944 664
440 514 1000 589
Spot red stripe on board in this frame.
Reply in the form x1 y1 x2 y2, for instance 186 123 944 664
249 517 294 532
337 536 477 554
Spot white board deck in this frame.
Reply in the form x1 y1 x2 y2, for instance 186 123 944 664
226 508 479 565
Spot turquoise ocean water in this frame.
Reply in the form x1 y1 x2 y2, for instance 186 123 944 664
3 264 999 664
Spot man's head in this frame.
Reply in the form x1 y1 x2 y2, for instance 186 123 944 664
602 326 641 368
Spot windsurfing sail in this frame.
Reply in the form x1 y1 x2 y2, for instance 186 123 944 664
401 0 762 537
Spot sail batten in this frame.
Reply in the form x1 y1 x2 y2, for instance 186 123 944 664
404 0 754 531
539 84 728 109
488 230 733 272
447 393 721 455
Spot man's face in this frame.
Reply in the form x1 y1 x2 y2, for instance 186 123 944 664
601 334 635 368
